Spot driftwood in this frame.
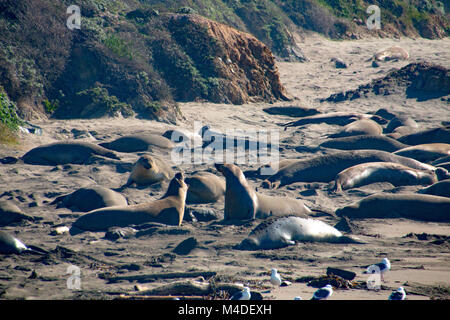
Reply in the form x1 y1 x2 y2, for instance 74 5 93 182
106 271 217 283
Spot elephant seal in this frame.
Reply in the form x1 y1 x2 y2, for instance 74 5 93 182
0 231 29 254
71 172 188 232
385 115 418 134
336 193 450 222
185 172 225 204
200 125 271 150
99 134 175 152
329 119 383 138
418 179 450 198
397 126 450 145
215 163 311 221
0 231 47 254
123 155 174 188
333 162 448 192
51 186 128 212
373 46 409 61
393 143 450 163
320 135 408 152
22 141 120 165
283 112 387 128
262 150 435 189
262 106 320 118
0 200 34 226
237 216 363 250
163 128 202 147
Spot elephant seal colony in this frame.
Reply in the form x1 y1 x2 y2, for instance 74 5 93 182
261 150 434 189
1 37 449 300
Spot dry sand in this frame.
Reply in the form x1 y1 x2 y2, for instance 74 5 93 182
0 34 449 300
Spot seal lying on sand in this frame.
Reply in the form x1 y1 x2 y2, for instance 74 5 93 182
200 125 272 150
320 135 408 152
262 150 435 189
393 143 450 163
0 200 34 226
283 112 387 128
329 119 383 138
397 126 450 145
333 162 448 192
373 46 409 61
99 134 175 152
336 194 450 222
185 172 226 204
122 155 174 188
262 106 320 118
418 179 450 198
215 163 311 220
71 173 188 232
237 216 363 250
22 141 120 165
51 186 128 212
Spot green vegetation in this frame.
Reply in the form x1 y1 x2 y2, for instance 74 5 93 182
0 0 447 122
0 89 21 145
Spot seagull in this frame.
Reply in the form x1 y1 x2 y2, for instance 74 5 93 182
388 287 406 300
270 268 282 287
230 287 251 300
365 258 391 282
294 296 302 300
311 284 333 300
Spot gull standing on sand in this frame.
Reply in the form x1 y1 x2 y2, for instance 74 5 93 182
388 287 406 300
230 287 251 300
294 296 302 300
311 284 333 300
365 258 391 282
270 268 282 287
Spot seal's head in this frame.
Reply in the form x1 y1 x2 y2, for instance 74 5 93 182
137 155 155 170
163 172 188 198
436 167 450 181
236 237 259 251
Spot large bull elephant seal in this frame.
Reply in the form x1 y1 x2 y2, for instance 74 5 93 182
71 173 188 232
215 163 311 221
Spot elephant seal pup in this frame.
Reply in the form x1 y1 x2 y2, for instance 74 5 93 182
51 186 128 212
22 141 120 165
333 162 447 192
0 231 47 254
284 112 387 128
393 143 450 163
262 150 435 189
215 163 311 221
320 135 409 152
185 172 226 204
123 155 174 188
336 194 450 222
99 134 175 152
329 119 383 138
237 216 363 250
71 173 188 232
397 126 450 145
418 179 450 198
373 46 409 61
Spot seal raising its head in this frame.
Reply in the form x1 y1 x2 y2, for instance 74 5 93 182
123 155 174 188
215 163 311 221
